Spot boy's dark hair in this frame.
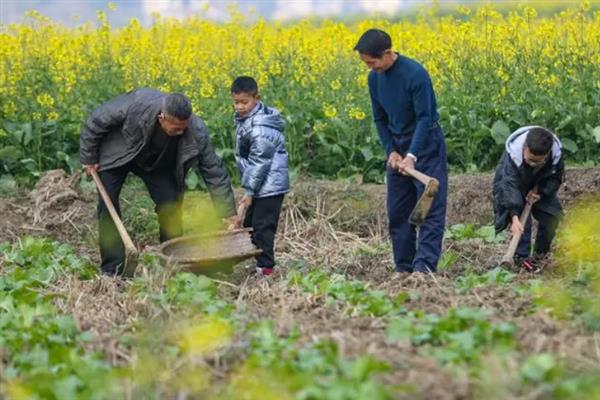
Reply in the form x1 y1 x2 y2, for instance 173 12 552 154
163 93 192 120
354 29 392 58
525 127 554 155
231 76 258 96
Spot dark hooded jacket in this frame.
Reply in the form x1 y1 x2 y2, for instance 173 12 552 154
493 126 564 233
80 88 236 216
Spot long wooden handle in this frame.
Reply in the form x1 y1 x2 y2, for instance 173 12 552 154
227 202 249 230
403 166 433 186
501 201 533 265
90 169 136 253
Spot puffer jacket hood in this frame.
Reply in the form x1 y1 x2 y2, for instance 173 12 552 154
241 103 285 132
506 126 562 167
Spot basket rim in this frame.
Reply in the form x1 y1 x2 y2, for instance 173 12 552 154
157 228 262 263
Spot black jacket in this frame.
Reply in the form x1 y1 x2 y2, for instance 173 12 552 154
493 126 564 233
80 88 236 216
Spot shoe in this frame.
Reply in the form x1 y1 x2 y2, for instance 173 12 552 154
395 265 414 273
515 255 547 273
255 267 274 276
413 265 434 274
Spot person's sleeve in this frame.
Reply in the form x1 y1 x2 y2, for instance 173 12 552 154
538 155 564 199
79 92 133 165
501 155 525 217
369 78 394 155
407 70 435 158
193 119 237 217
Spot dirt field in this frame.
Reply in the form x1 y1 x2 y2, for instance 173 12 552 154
1 167 600 399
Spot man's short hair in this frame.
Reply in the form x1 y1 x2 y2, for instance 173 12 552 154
354 29 392 58
231 76 258 96
526 127 555 155
163 93 192 120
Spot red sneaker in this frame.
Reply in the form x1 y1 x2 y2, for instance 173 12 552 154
255 267 274 276
517 255 547 273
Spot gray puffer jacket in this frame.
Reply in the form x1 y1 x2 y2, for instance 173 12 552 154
79 88 236 216
235 102 289 198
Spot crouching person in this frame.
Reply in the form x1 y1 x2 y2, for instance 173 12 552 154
493 126 564 271
80 88 237 276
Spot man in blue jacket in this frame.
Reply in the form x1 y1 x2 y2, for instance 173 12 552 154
354 29 448 274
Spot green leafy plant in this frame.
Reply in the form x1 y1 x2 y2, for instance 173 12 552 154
0 238 116 400
445 224 505 244
386 307 516 366
287 268 407 317
455 267 515 294
240 320 394 400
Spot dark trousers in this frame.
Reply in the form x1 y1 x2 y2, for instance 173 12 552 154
516 208 560 258
98 163 183 274
243 194 284 268
387 125 448 273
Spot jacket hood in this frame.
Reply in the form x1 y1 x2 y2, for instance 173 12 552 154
506 126 562 167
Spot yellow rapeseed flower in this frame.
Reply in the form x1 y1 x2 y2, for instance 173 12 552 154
323 104 337 119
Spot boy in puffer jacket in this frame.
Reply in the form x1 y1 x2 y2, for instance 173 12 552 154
231 76 289 276
493 126 564 272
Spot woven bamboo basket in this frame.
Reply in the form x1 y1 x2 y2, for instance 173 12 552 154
157 228 261 274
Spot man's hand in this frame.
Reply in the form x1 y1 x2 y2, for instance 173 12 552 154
526 190 540 204
83 164 99 175
387 151 402 171
510 215 524 237
226 195 252 230
397 156 416 176
239 194 253 208
226 215 241 230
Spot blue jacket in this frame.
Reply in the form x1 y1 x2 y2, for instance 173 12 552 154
368 54 439 158
235 102 289 198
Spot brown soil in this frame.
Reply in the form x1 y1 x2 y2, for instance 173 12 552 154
290 167 600 236
2 167 599 399
0 169 97 254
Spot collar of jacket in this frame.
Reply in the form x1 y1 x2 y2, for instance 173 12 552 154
235 102 263 124
506 126 562 167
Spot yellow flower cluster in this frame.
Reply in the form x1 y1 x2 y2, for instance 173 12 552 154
0 2 598 174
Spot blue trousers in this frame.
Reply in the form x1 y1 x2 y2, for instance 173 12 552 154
386 125 448 273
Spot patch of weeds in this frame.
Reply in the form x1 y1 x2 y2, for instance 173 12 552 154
353 241 392 257
1 236 97 293
0 237 117 400
0 174 18 195
445 224 505 244
517 353 600 399
121 315 234 399
513 278 542 297
386 307 516 366
132 271 235 317
230 320 395 400
287 268 407 317
533 263 600 330
454 267 515 294
437 250 460 271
